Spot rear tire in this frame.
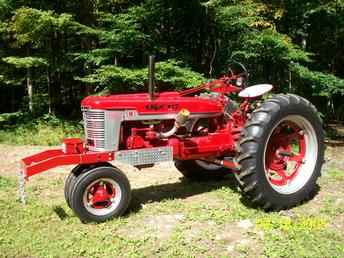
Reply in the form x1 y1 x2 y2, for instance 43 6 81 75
175 160 230 180
236 94 324 210
70 166 131 223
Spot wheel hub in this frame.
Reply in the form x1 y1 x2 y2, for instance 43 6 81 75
83 178 122 215
90 182 116 209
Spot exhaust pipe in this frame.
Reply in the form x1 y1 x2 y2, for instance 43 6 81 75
148 55 155 100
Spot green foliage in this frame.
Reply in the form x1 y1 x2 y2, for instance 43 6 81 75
2 56 48 68
72 48 114 66
0 0 11 19
215 1 268 31
76 65 147 92
0 114 82 145
0 0 344 121
0 111 25 126
99 6 149 56
155 60 206 89
77 60 206 92
10 7 72 47
291 63 344 97
233 30 311 63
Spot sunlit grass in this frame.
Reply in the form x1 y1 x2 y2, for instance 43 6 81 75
1 165 344 257
0 115 83 146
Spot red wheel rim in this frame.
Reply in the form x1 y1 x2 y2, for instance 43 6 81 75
87 181 116 209
83 178 122 216
263 115 318 194
265 121 305 186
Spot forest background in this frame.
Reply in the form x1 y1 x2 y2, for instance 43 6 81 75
0 0 343 144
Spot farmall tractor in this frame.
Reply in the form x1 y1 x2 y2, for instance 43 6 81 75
20 56 324 222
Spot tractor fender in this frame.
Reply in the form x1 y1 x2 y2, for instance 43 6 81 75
238 84 273 98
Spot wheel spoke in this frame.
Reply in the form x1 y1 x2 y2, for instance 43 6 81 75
285 132 300 142
289 154 303 163
267 162 288 185
264 117 314 191
268 170 288 185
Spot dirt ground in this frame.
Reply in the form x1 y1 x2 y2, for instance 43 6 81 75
1 143 342 191
1 144 344 257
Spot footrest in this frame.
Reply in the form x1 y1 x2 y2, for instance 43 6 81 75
223 157 241 171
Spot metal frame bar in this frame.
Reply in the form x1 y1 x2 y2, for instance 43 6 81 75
21 149 114 178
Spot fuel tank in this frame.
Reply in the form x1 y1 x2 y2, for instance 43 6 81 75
81 91 224 115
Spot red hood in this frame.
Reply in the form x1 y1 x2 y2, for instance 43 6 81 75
81 91 224 114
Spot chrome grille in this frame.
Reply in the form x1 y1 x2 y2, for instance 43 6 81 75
83 110 105 150
83 108 124 151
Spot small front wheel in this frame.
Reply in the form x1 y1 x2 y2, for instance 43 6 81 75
70 166 131 223
64 163 114 208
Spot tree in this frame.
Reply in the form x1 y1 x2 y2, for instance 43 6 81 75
0 0 344 121
2 56 47 112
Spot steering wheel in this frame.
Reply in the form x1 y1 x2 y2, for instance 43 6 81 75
227 61 249 88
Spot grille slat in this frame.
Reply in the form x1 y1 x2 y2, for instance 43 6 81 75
83 110 106 150
86 114 104 119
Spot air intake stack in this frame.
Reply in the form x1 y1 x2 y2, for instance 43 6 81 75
148 55 155 100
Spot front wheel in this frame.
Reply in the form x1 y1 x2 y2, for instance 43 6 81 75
64 163 114 208
70 166 131 223
236 94 324 210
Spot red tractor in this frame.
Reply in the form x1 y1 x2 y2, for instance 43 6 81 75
20 56 324 222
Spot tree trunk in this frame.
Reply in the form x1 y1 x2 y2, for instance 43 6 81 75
47 69 52 114
11 86 15 112
27 68 33 112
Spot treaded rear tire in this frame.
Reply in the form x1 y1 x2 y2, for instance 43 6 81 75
236 94 325 210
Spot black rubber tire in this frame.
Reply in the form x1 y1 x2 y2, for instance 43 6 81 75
236 94 325 210
175 160 230 180
64 169 76 207
70 166 131 223
64 165 90 208
64 163 114 208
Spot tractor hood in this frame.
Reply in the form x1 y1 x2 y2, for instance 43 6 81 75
81 92 224 115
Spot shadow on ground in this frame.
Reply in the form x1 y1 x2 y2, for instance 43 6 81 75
129 175 320 214
52 173 321 219
53 206 69 220
52 173 241 220
129 174 241 213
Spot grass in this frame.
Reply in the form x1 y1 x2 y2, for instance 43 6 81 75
0 115 343 258
0 113 83 145
0 162 344 258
